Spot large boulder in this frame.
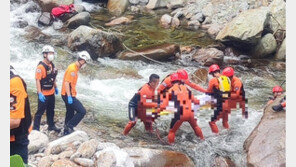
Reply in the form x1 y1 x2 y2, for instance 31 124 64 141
251 33 277 58
70 139 98 159
45 130 89 155
216 7 271 51
36 0 74 12
107 0 129 16
28 130 49 154
244 95 286 167
117 44 180 62
268 0 286 33
95 147 134 167
50 159 79 167
123 147 194 167
65 12 91 29
213 156 236 167
192 48 224 66
67 25 123 60
74 158 94 167
105 16 133 26
275 38 286 60
24 26 51 43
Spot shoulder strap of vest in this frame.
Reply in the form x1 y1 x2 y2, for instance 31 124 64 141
38 61 51 71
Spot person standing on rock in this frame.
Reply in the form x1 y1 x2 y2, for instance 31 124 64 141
61 51 91 135
222 67 248 119
123 74 160 135
10 65 32 164
33 45 60 133
206 64 231 134
160 73 204 144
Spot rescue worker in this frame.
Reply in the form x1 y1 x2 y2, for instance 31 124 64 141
160 73 204 144
123 74 160 135
61 51 91 135
222 67 248 119
33 45 60 132
10 66 32 164
157 69 207 95
267 86 284 105
206 64 231 134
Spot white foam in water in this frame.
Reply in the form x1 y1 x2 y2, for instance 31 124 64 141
74 0 103 12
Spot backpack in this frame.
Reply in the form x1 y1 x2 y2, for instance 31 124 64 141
38 12 53 26
217 75 231 98
51 4 76 18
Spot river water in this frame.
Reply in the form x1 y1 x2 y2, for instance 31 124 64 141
10 1 285 166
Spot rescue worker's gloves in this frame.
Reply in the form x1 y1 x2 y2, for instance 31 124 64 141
272 104 283 112
38 92 46 102
67 96 73 104
55 87 59 95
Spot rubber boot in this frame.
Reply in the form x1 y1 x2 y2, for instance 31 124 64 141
168 130 176 144
209 121 219 134
193 126 205 140
123 121 136 135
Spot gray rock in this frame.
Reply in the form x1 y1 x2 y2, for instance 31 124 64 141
74 4 86 13
268 0 286 33
38 156 53 167
160 14 172 28
36 0 74 12
28 130 49 154
123 147 194 167
74 158 94 167
192 48 224 66
275 38 285 60
190 13 205 23
68 25 123 60
146 0 169 9
107 0 129 16
213 156 236 167
58 150 75 159
207 24 223 38
202 3 214 17
129 0 140 5
51 159 79 167
216 7 271 50
166 0 185 9
24 26 51 43
251 33 277 58
75 139 98 159
45 130 89 155
13 20 28 28
171 17 180 28
117 44 180 62
97 142 120 151
65 12 91 29
244 94 286 167
95 147 134 167
187 20 200 30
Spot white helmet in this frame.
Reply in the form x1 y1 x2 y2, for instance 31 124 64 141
42 45 55 54
78 51 91 62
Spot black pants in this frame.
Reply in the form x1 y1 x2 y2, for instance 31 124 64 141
62 95 86 129
33 94 55 130
10 135 29 164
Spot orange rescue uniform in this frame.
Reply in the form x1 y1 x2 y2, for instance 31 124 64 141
161 83 204 144
61 63 79 97
10 77 27 141
228 76 247 116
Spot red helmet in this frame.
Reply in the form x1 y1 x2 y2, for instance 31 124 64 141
222 67 234 77
272 86 283 93
177 69 188 80
170 73 180 82
208 64 220 74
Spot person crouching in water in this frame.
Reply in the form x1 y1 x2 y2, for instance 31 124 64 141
160 73 204 144
123 74 160 135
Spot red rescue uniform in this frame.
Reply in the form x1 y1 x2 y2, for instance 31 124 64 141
123 83 158 135
161 83 204 144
